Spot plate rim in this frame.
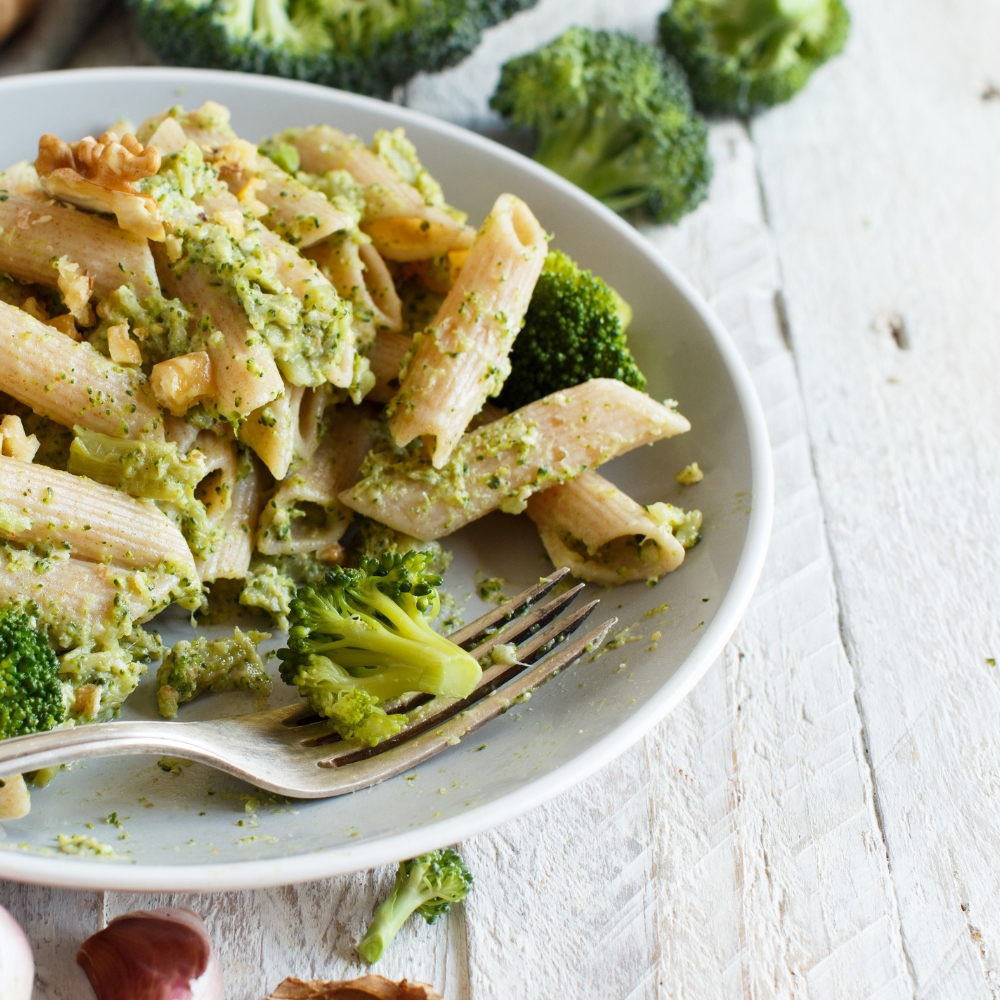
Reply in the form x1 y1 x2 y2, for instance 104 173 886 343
0 65 774 891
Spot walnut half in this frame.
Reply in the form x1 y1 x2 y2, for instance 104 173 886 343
36 131 166 241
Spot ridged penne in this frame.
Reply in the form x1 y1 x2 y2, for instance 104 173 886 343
286 126 475 261
152 245 284 420
239 381 330 481
0 300 162 438
197 451 265 583
526 471 686 585
0 196 159 296
388 194 548 467
257 403 375 558
342 379 690 540
0 454 197 575
367 328 412 404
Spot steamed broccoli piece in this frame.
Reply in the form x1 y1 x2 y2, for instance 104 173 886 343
157 627 273 718
497 249 646 411
491 27 711 223
0 608 64 740
278 550 481 744
358 848 473 963
659 0 851 117
132 0 540 100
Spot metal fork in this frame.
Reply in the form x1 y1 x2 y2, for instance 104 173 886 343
0 569 616 799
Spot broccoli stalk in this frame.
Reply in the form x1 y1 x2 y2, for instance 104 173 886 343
659 0 851 116
278 551 481 745
358 849 473 964
491 27 711 223
497 249 646 411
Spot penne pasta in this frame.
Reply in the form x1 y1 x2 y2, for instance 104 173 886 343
257 403 375 558
0 300 162 438
152 245 284 420
285 126 475 261
388 193 548 468
342 379 691 540
526 471 686 585
367 328 412 404
239 381 330 481
0 454 197 575
0 196 159 296
197 450 265 582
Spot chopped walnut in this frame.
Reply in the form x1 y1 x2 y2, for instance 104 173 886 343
36 131 166 241
0 160 45 200
150 351 216 416
211 139 269 217
267 977 442 1000
0 414 40 463
49 314 81 341
107 324 142 365
54 256 95 326
19 295 48 322
73 684 102 722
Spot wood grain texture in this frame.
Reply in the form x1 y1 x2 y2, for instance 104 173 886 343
751 0 1000 996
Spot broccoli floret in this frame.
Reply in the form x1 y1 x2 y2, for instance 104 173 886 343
157 627 273 718
496 249 645 411
353 518 453 579
659 0 850 117
491 27 711 223
278 550 481 744
0 608 64 740
132 0 540 99
358 848 473 963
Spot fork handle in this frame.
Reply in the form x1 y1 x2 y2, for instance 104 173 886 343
0 721 205 779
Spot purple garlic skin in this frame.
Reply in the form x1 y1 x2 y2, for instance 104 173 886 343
77 906 223 1000
0 903 35 1000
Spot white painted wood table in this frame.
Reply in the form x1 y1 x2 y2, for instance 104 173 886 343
3 0 999 996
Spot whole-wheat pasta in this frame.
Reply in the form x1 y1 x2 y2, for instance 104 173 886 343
526 471 686 585
367 328 412 404
342 379 690 540
0 197 159 296
0 300 162 438
388 193 547 468
257 403 375 558
239 381 330 481
198 451 265 582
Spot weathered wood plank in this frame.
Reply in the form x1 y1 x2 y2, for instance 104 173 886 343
751 0 1000 996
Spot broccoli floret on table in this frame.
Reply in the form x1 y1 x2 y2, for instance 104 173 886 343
659 0 851 117
497 249 646 411
157 627 273 719
132 0 540 99
491 27 711 223
278 550 481 746
358 848 473 963
0 607 64 741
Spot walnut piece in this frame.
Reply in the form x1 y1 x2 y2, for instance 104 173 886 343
107 324 142 365
0 414 39 463
36 131 166 241
150 352 216 416
55 255 95 326
266 976 442 1000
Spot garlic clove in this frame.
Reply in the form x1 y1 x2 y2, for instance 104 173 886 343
77 906 223 1000
266 975 442 1000
0 904 35 1000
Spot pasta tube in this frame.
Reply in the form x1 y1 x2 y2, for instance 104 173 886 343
526 471 686 585
0 455 197 575
153 246 284 420
0 300 162 438
197 451 265 583
286 126 475 261
367 328 412 404
342 379 690 540
388 194 547 467
0 196 159 295
238 381 329 481
257 403 375 558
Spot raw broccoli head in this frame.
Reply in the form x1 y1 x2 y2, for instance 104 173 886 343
132 0 540 99
278 550 481 743
358 848 473 963
497 249 646 411
491 27 711 223
0 608 65 740
659 0 851 117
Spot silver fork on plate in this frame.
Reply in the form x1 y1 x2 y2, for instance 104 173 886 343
0 569 616 799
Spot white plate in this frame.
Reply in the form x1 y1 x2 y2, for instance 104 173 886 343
0 67 772 891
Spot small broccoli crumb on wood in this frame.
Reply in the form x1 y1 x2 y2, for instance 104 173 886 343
156 627 272 719
675 461 704 485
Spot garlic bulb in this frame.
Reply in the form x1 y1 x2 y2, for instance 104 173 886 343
0 904 35 1000
77 907 223 1000
267 976 442 999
